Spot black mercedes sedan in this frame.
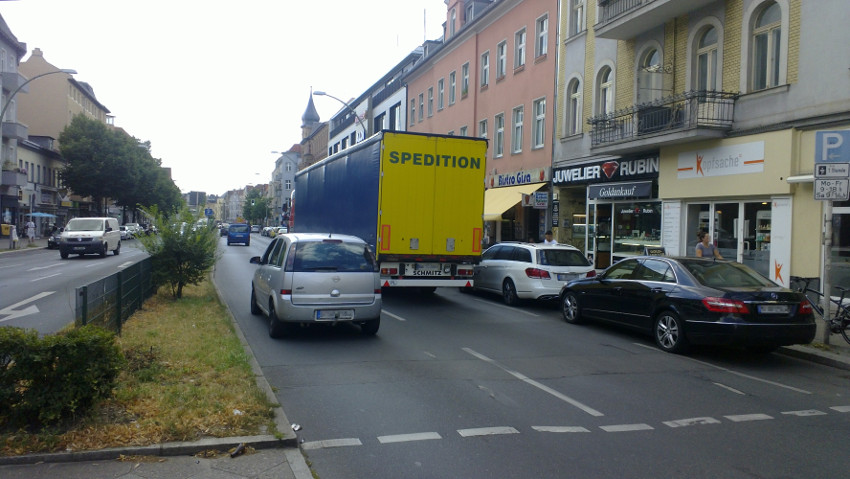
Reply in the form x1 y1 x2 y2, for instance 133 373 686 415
559 256 816 354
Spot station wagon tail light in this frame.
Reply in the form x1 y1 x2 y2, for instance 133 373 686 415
525 268 551 279
381 267 398 275
585 270 597 278
702 297 750 314
798 299 814 315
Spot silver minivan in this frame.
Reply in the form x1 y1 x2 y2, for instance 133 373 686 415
249 233 382 337
59 217 121 259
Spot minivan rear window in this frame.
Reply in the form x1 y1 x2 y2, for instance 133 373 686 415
288 241 376 272
229 224 250 233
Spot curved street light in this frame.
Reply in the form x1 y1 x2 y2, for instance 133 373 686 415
313 90 368 138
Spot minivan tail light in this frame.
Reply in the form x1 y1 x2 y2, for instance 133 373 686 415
279 289 292 296
798 298 813 315
525 268 551 279
702 297 750 314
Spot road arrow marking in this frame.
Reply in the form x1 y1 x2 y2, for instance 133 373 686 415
0 291 55 322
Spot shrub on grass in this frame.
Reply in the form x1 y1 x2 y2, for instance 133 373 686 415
0 326 125 428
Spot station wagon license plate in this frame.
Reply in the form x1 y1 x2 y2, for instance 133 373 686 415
557 273 577 281
758 304 790 314
316 309 355 320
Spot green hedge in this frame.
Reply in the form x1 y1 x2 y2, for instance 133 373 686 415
0 326 125 427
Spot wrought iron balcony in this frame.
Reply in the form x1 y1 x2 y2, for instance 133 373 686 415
587 90 739 152
595 0 716 39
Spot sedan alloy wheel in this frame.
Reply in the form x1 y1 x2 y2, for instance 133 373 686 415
654 311 688 353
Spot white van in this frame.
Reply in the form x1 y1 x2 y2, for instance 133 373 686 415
59 217 121 259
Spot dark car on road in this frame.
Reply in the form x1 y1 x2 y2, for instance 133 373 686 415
47 227 63 249
227 223 250 246
559 256 816 354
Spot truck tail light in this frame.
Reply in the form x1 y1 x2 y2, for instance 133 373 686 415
702 297 750 314
525 268 551 279
381 267 398 275
456 268 474 276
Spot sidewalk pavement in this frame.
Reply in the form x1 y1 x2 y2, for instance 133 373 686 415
1 234 49 252
0 243 848 478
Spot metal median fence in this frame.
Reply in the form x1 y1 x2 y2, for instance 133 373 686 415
75 257 155 334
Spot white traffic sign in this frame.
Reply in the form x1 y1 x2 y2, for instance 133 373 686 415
814 178 850 201
815 163 850 178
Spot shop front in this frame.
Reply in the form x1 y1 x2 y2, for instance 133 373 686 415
483 167 550 246
553 153 661 269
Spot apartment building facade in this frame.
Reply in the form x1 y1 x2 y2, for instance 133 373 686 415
552 0 850 289
0 14 28 236
406 0 558 244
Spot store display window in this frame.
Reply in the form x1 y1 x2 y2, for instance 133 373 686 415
612 201 662 256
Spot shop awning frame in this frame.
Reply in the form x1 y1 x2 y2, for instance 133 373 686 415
483 183 544 221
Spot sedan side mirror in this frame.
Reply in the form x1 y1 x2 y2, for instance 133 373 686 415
249 256 262 264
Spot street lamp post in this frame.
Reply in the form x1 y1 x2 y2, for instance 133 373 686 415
1 68 76 230
313 90 368 139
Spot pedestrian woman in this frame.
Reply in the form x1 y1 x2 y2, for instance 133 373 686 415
9 224 19 249
695 230 723 259
25 219 35 244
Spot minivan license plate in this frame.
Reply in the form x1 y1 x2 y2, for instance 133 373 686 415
758 304 790 314
316 309 355 320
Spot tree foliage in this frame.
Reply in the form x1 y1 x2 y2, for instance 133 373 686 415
59 114 183 215
136 206 219 299
243 188 270 225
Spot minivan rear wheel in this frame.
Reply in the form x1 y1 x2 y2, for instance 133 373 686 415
268 303 287 338
360 318 380 336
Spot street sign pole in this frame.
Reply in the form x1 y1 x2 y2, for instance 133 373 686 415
822 201 832 345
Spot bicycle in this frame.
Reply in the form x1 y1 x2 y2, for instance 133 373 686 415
790 276 850 345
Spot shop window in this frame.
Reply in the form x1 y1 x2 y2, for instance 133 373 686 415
612 202 662 256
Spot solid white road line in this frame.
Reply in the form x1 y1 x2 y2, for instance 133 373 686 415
713 382 746 395
463 348 605 417
378 432 442 444
686 357 812 395
382 309 407 321
464 296 540 316
300 438 362 450
724 413 773 422
600 424 654 432
458 426 519 437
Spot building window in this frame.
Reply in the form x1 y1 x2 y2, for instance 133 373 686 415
448 130 455 136
285 180 291 190
427 87 434 117
535 15 548 58
375 112 386 132
285 162 293 172
410 99 416 125
459 126 468 136
418 93 424 121
450 8 457 37
566 78 582 136
479 119 488 139
465 3 474 23
596 66 614 115
696 27 719 91
637 47 662 104
461 62 470 96
512 106 524 153
438 78 445 110
449 71 457 105
571 0 586 36
532 98 545 148
497 41 507 78
751 1 782 91
514 28 526 69
481 51 490 87
389 102 401 130
495 113 505 157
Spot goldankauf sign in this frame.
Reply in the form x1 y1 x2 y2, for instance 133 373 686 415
553 154 659 186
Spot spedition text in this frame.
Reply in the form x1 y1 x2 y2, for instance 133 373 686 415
388 151 482 169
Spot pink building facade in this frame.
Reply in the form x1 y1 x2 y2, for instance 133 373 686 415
405 0 558 244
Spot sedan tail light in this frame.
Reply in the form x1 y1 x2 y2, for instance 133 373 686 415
797 298 814 315
525 268 552 279
585 270 597 278
702 297 750 314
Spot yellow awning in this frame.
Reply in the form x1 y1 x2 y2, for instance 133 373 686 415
483 183 544 221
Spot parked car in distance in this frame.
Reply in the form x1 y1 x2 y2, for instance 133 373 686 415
249 233 382 338
276 226 288 236
227 223 250 245
251 224 261 233
262 226 274 237
559 256 816 354
125 223 141 237
219 223 230 237
59 217 121 258
47 227 63 249
119 225 132 240
472 242 595 305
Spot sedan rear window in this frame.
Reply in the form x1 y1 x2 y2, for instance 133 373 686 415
538 249 591 267
681 260 774 288
289 241 376 272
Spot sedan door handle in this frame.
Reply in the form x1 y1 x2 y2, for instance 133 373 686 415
651 287 663 293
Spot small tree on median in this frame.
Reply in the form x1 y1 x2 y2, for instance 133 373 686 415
137 207 220 299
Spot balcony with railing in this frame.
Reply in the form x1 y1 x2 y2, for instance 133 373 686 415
595 0 716 39
587 90 739 154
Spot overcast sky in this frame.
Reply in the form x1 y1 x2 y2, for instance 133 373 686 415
2 0 448 195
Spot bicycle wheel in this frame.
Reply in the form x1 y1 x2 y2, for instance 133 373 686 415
839 311 850 345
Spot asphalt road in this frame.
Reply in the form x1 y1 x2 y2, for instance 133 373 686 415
0 240 149 334
214 234 850 479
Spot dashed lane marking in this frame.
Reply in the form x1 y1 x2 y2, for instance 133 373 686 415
830 405 850 413
458 426 519 437
687 357 812 395
532 426 590 433
301 438 362 450
724 413 773 422
663 417 722 428
463 296 540 317
31 273 62 282
378 432 441 444
600 423 654 432
781 410 827 417
463 348 605 417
